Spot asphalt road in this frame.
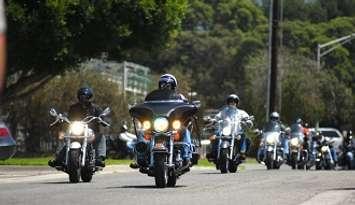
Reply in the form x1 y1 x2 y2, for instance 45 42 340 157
0 164 355 205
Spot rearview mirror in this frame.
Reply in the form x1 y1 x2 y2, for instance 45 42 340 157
100 107 111 117
49 108 57 117
192 100 201 108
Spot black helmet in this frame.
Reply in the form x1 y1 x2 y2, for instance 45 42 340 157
158 74 177 90
77 87 93 104
270 112 279 121
226 94 239 105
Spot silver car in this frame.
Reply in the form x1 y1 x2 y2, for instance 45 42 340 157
0 121 16 160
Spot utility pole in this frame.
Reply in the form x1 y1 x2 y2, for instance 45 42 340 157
267 0 280 118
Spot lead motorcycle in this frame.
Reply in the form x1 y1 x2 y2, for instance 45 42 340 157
129 100 200 188
258 121 284 169
49 107 111 183
212 115 253 174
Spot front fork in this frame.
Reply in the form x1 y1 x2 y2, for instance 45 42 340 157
149 136 174 167
64 137 87 167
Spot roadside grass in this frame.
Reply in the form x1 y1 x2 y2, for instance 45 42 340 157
0 157 257 166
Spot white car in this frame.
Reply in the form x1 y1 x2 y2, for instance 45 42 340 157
0 121 16 160
309 127 343 152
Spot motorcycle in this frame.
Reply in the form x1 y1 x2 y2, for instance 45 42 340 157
49 107 111 183
314 136 336 170
288 124 309 170
107 125 137 159
213 115 254 174
258 121 284 170
129 100 200 188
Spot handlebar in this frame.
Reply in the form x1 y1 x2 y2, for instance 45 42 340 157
50 115 110 127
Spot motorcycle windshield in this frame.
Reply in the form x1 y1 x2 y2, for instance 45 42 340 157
221 117 233 136
263 121 281 132
218 107 241 134
129 101 198 122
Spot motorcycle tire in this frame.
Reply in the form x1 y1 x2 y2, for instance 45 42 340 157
228 160 237 173
266 152 274 170
81 168 93 183
291 153 297 170
297 163 305 169
154 154 168 188
167 169 177 187
68 149 81 183
348 160 355 170
219 150 229 174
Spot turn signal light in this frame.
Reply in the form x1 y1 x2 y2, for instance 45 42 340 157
0 128 9 137
174 132 181 141
144 134 152 141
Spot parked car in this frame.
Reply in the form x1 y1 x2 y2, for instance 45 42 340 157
309 127 343 153
0 121 16 160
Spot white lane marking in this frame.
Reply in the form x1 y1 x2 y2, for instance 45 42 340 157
299 190 355 205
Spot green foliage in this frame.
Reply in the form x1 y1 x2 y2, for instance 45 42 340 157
5 0 187 101
6 70 128 153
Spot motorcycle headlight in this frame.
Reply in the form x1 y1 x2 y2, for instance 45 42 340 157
153 117 169 132
321 146 328 153
172 120 181 130
222 126 232 136
70 121 85 136
142 121 151 131
265 132 279 145
290 138 299 147
266 135 276 145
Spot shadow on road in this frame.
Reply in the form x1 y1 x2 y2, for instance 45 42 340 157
198 172 229 175
329 187 355 191
106 185 186 189
36 181 71 185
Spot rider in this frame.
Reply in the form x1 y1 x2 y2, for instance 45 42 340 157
48 87 108 168
131 74 193 168
340 130 354 166
207 94 253 161
257 112 287 163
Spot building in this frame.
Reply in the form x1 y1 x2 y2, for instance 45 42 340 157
82 58 151 103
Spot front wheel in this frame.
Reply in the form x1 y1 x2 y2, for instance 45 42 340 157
266 152 274 170
219 149 229 174
68 149 81 183
290 152 298 170
154 154 167 188
81 168 93 182
228 160 237 173
167 169 177 187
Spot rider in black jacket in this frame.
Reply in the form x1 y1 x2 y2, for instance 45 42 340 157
48 87 107 167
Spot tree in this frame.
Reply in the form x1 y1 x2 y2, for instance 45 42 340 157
4 0 187 103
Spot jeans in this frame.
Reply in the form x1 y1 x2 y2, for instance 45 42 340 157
282 137 289 158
